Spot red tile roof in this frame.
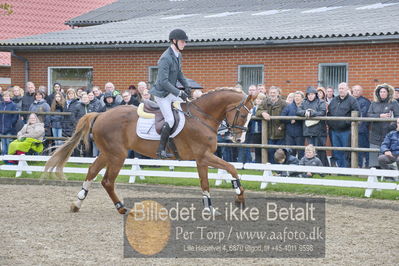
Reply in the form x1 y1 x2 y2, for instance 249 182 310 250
0 0 116 66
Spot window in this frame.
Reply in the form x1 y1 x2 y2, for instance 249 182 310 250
238 65 264 93
48 67 93 95
148 66 158 87
318 63 348 94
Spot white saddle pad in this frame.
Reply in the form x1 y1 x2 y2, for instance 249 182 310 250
136 108 185 140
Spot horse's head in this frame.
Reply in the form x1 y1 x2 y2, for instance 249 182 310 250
225 93 257 143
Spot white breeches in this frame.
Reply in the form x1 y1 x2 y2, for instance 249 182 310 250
154 94 181 128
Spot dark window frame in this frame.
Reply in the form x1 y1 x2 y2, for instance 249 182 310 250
238 64 264 93
318 63 348 94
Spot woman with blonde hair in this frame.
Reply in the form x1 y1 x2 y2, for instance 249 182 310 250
11 86 24 111
286 92 295 104
7 113 45 158
63 88 80 137
247 93 267 163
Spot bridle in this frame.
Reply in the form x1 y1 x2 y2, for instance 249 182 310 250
224 95 253 133
184 94 253 135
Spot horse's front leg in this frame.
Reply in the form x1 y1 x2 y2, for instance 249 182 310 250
197 152 245 206
196 161 221 215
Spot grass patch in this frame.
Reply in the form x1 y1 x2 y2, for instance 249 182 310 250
1 161 398 200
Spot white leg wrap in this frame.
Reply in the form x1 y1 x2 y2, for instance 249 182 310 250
77 181 92 200
235 188 241 195
202 191 221 216
202 191 212 210
231 179 242 195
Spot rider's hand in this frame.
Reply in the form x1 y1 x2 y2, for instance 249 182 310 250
184 87 191 98
179 90 189 101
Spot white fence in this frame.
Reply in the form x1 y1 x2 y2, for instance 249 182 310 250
0 155 243 184
0 155 398 197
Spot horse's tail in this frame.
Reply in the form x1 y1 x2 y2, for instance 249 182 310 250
44 112 101 178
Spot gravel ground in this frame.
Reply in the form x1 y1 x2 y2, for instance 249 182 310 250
0 181 398 265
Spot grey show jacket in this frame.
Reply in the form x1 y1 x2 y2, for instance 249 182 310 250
149 47 189 98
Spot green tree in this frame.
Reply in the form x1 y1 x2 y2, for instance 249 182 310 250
0 3 13 15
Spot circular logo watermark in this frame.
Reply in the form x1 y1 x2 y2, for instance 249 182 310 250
125 200 171 255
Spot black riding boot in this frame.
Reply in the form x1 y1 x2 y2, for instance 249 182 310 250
157 123 173 159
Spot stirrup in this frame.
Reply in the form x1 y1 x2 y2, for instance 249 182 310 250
157 150 173 159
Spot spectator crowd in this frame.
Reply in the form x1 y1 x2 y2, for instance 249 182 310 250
0 81 174 159
216 82 399 172
1 81 399 172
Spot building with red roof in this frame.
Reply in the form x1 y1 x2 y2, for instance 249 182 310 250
1 0 399 97
0 0 116 86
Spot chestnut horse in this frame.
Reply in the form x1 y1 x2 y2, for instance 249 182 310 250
44 89 256 214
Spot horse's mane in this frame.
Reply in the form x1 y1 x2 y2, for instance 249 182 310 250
192 88 245 103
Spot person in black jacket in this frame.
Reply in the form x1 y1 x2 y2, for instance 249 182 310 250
11 86 23 111
101 91 118 112
352 85 371 168
49 92 65 146
46 83 63 106
247 92 266 163
367 83 399 167
11 86 24 133
327 82 359 167
0 91 18 155
274 148 299 176
378 118 399 173
87 90 103 112
282 91 305 158
73 93 96 157
120 90 140 106
62 88 79 137
73 93 95 122
92 86 105 110
297 86 329 166
21 82 36 120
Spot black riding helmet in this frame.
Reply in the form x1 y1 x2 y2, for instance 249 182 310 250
169 29 188 52
169 29 188 41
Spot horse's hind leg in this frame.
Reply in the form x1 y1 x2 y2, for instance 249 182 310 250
71 154 107 212
101 157 128 214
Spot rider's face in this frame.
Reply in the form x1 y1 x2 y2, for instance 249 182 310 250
177 40 186 50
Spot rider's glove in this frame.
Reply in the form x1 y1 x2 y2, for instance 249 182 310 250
184 87 192 98
179 90 189 101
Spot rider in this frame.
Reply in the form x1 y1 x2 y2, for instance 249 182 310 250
149 29 191 159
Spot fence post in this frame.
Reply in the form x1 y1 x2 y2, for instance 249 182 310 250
261 119 268 163
351 111 359 168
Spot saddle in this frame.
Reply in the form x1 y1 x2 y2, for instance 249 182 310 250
137 100 181 135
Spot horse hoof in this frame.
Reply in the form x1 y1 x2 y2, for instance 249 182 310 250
118 207 128 215
70 203 80 213
234 193 245 208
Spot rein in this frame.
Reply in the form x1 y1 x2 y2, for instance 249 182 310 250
183 102 219 134
181 94 253 135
